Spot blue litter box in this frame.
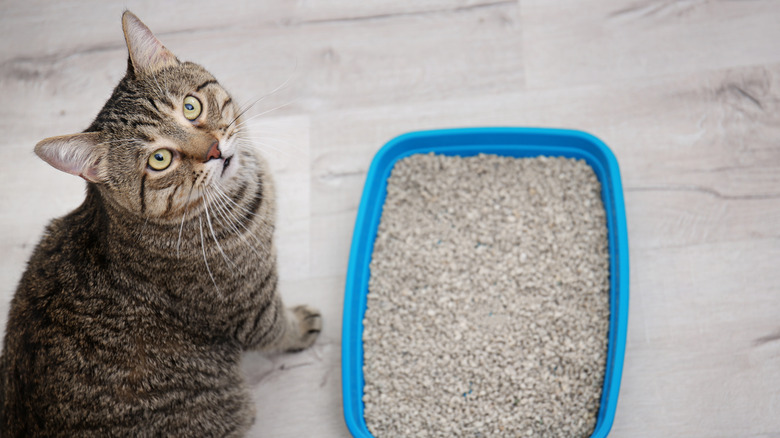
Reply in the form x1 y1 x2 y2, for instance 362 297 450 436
341 127 629 438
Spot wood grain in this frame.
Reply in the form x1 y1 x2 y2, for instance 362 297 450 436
1 1 779 436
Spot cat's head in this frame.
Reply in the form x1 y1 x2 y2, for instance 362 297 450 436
35 11 245 223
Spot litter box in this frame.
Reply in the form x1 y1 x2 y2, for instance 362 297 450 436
341 127 629 437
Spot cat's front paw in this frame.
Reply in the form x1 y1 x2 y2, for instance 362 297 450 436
288 305 322 352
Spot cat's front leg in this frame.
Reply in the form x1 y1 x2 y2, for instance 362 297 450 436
271 305 322 352
240 291 322 352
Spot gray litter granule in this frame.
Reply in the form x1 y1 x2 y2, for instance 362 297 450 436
362 153 610 438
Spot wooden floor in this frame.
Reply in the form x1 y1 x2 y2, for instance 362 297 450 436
1 1 779 436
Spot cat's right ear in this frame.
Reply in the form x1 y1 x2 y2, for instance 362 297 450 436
35 132 108 183
122 11 179 76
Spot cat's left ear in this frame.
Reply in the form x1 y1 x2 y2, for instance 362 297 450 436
35 132 109 183
122 11 179 76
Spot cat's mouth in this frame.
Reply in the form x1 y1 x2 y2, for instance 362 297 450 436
220 154 235 178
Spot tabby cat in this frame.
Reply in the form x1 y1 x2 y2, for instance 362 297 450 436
0 11 321 437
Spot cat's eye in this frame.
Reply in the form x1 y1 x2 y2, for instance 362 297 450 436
183 96 202 120
148 149 173 171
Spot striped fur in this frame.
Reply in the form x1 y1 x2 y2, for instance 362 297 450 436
0 11 320 437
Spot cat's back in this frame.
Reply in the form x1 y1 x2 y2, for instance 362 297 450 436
0 194 119 435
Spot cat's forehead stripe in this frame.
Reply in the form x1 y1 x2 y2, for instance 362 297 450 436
195 80 218 92
220 98 233 114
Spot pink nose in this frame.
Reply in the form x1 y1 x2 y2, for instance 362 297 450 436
205 140 221 162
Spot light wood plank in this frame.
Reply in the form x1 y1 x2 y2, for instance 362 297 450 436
521 0 780 89
616 238 780 437
294 0 510 23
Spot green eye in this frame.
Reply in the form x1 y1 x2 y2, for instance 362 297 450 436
148 149 172 171
183 96 202 120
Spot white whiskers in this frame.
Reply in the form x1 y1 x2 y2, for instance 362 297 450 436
203 190 236 269
198 215 220 294
206 187 265 258
235 137 307 162
227 74 295 130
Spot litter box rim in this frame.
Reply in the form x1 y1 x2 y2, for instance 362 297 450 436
342 127 629 438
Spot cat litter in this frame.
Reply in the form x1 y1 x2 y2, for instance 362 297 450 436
342 128 629 438
362 152 608 437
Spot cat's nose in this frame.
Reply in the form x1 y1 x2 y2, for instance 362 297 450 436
205 140 221 162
